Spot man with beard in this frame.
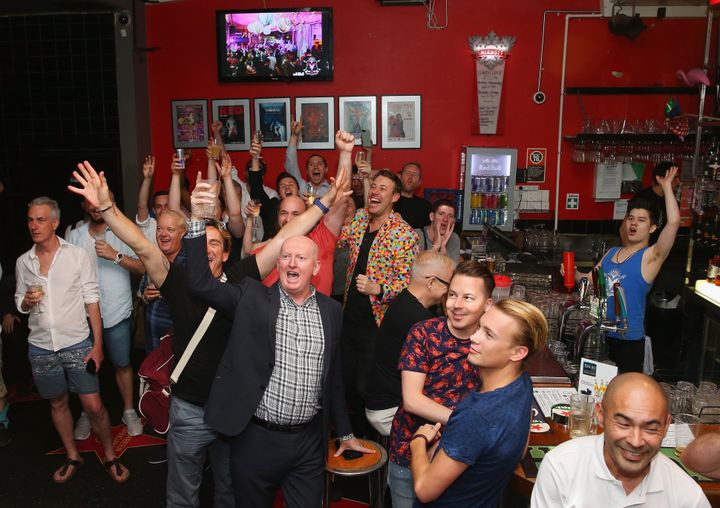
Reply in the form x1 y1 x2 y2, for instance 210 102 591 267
532 373 709 508
414 199 460 262
67 192 146 439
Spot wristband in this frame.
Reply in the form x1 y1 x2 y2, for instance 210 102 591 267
411 434 429 446
340 433 354 442
313 198 329 214
97 204 113 214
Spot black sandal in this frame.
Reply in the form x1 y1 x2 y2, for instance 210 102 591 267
103 458 130 483
53 457 83 484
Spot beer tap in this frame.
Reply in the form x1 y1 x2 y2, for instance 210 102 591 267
558 277 590 350
575 281 628 361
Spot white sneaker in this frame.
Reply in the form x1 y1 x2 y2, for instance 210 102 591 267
122 409 143 436
74 412 91 441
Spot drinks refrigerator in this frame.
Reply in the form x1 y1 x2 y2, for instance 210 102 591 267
461 147 517 232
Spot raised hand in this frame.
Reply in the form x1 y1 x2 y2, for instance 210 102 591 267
335 130 355 153
657 165 679 189
291 120 304 137
211 120 223 138
142 155 155 179
249 140 262 160
190 172 217 221
218 152 233 179
440 220 455 247
68 161 112 211
171 152 184 175
357 160 372 179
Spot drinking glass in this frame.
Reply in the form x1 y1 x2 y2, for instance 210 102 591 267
196 179 219 219
669 389 691 415
569 393 595 438
673 413 700 456
94 230 106 243
209 138 223 160
29 284 44 314
303 188 317 208
355 150 366 165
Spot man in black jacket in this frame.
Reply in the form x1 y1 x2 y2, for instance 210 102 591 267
186 131 373 508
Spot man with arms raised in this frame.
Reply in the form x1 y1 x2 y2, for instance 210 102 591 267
15 197 128 483
568 167 680 372
69 150 349 507
183 132 372 507
285 120 332 197
532 373 709 507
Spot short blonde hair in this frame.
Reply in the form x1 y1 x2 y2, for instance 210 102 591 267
493 299 548 361
158 210 188 232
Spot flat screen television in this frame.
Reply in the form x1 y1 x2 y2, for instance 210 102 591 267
216 8 333 82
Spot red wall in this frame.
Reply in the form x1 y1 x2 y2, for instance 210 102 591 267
145 0 709 221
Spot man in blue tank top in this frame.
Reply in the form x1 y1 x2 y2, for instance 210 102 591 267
568 166 679 373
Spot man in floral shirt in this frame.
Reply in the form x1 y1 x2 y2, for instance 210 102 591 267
387 261 495 508
337 169 418 433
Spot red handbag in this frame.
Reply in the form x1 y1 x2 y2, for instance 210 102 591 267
138 334 174 434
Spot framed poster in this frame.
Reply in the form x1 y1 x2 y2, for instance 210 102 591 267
295 97 335 150
381 95 421 149
171 99 208 148
254 98 291 147
339 96 377 146
211 99 251 150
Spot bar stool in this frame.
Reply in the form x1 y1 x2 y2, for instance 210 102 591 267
324 438 388 508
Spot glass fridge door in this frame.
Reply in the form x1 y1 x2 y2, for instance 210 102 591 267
463 147 517 232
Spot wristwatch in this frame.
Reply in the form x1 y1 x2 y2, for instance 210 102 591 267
113 252 124 265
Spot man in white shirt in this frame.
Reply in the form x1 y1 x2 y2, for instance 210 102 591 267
15 197 129 483
67 193 146 439
531 373 709 508
285 121 332 197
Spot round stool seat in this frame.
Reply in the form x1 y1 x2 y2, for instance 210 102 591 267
326 439 387 476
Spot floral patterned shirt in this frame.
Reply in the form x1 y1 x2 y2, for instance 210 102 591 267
389 317 479 467
337 208 418 326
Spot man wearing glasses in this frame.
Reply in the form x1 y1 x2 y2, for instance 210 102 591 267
365 251 456 436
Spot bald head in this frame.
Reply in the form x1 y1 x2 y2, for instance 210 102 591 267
281 235 319 261
278 195 307 228
602 373 668 416
277 235 320 303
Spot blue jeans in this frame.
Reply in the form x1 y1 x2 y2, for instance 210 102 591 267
388 461 416 508
166 397 234 508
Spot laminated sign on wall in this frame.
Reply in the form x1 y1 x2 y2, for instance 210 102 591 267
594 161 623 201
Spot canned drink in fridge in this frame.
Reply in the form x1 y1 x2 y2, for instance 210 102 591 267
498 192 508 208
486 176 495 192
497 209 507 225
471 176 479 193
475 176 485 193
487 209 496 225
503 176 510 191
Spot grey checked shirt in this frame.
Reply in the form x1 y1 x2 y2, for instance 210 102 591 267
254 285 325 425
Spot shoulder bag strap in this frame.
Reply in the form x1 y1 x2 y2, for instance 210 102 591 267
170 306 216 384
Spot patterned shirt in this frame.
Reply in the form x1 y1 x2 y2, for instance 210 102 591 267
337 208 418 326
254 285 326 425
389 317 479 467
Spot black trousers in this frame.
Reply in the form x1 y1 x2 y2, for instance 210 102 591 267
229 413 324 508
341 319 378 431
606 337 645 373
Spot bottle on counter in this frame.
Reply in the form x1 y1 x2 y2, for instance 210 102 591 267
708 255 720 284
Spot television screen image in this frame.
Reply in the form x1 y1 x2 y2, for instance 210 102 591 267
217 9 333 82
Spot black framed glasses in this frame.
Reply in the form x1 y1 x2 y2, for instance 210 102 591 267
426 275 450 287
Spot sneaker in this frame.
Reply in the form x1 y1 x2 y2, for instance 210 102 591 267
122 409 143 436
0 426 11 447
73 412 91 441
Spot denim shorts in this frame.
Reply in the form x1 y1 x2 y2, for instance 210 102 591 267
97 317 132 368
28 338 99 399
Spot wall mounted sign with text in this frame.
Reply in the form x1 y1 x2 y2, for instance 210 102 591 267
526 148 546 183
468 32 516 135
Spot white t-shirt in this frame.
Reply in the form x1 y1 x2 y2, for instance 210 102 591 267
531 435 710 508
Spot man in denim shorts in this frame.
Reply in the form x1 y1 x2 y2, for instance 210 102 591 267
15 197 129 483
67 193 145 439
